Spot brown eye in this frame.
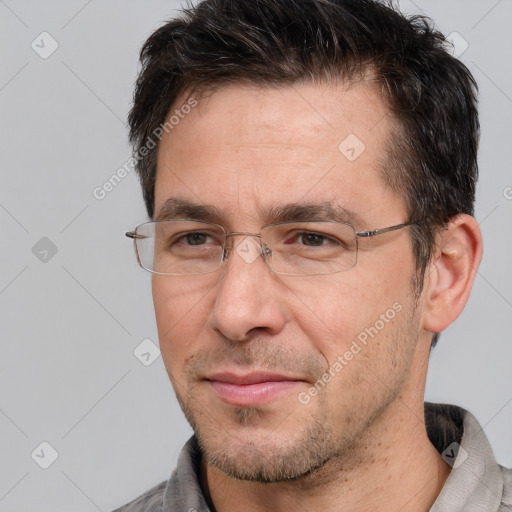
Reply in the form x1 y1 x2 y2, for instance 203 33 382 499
299 232 327 246
182 232 209 245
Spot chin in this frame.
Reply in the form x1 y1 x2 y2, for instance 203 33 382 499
193 412 337 483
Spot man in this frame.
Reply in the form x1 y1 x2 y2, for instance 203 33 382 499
116 0 511 510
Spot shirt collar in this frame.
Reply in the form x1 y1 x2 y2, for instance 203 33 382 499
162 403 508 512
428 403 505 511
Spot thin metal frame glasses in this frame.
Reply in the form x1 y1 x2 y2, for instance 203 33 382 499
126 218 421 277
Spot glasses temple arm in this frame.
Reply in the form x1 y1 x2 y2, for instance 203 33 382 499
356 220 421 238
125 232 149 239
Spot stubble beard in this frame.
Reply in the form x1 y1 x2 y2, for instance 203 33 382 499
170 295 421 485
179 392 344 483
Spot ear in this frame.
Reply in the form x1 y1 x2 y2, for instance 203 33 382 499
422 214 483 334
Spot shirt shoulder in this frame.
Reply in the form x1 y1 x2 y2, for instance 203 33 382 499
111 436 209 512
111 481 167 512
500 464 512 511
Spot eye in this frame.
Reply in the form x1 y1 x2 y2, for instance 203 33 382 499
298 232 330 246
177 232 212 245
287 231 337 247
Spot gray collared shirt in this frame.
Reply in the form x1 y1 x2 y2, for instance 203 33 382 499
113 403 512 511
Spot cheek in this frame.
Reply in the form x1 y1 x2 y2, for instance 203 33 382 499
152 277 214 370
152 275 217 326
286 266 411 362
286 278 362 355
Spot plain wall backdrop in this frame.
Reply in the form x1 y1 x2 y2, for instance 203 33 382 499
0 1 511 510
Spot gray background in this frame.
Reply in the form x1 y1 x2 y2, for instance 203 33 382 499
0 1 511 510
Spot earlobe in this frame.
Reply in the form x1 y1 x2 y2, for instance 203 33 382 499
422 215 483 334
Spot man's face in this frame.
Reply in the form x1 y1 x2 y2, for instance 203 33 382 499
153 82 426 482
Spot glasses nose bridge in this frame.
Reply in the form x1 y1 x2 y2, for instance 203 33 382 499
223 231 271 266
225 230 262 240
224 231 263 252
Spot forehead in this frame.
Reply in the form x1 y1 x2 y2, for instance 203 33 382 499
155 81 404 227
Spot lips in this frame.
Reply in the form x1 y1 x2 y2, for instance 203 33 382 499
206 371 304 406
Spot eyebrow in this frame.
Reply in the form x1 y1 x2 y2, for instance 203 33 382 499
262 202 365 226
154 197 365 227
154 198 224 222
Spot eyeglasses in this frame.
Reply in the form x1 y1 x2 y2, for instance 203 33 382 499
126 219 421 277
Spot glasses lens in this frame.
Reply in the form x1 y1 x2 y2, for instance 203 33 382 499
262 221 357 275
134 221 225 275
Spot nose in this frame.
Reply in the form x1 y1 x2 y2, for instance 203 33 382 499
209 235 288 342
